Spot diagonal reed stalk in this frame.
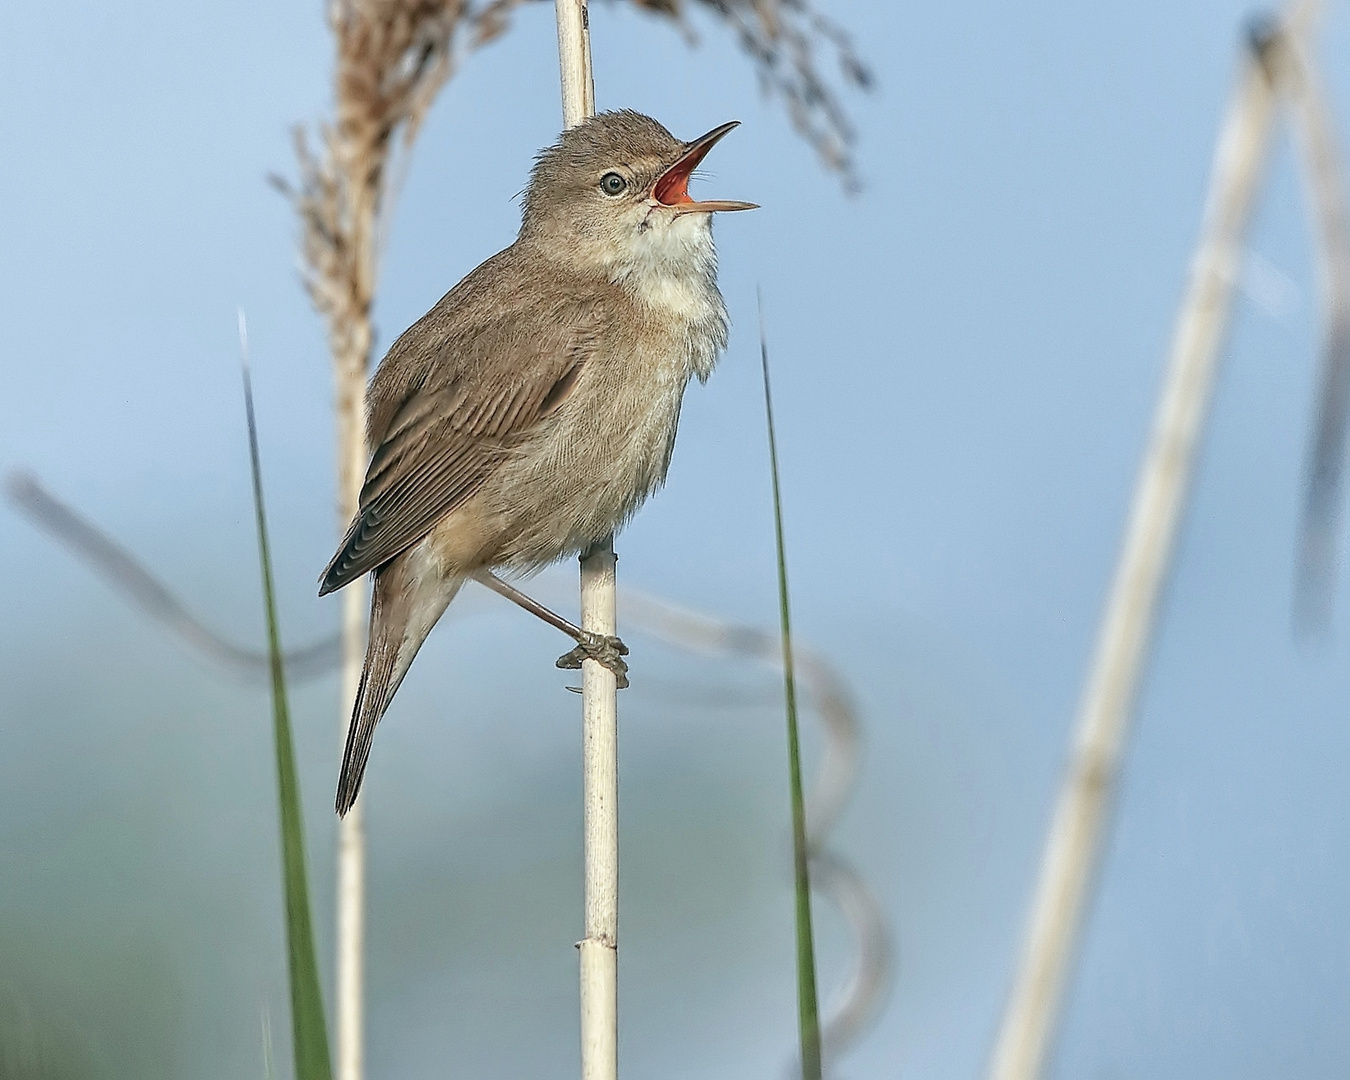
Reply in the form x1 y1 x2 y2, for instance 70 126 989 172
758 298 821 1080
241 316 334 1080
988 4 1336 1077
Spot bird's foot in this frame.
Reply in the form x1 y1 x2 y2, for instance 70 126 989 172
556 631 630 689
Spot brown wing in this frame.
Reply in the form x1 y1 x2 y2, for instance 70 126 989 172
319 305 599 595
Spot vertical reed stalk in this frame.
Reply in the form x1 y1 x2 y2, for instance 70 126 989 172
987 7 1317 1078
329 136 372 1080
552 5 614 1078
578 539 618 1080
555 0 596 127
335 436 367 1080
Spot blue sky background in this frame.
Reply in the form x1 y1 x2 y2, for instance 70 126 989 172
3 0 1350 1077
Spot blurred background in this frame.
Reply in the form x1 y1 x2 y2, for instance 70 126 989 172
3 0 1350 1076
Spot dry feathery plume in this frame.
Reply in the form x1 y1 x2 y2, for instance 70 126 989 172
273 0 870 394
469 0 872 182
275 0 476 392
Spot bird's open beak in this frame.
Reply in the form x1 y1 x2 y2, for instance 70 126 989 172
652 121 759 215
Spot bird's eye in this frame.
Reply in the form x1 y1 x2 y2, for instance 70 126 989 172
600 172 627 196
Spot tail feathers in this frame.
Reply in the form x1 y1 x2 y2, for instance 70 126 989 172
335 629 399 817
335 555 462 816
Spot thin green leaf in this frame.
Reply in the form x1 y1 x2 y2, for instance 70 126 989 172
758 292 822 1080
241 315 335 1080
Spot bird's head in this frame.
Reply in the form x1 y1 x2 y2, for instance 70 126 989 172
520 110 756 279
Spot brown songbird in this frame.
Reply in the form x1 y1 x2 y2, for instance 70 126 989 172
320 110 755 815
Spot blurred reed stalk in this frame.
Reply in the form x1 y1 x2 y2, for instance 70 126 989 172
1286 14 1350 637
988 4 1335 1077
619 589 891 1064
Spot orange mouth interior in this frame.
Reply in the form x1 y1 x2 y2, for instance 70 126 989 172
653 147 710 206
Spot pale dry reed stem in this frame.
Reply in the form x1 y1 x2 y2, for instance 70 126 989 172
987 7 1317 1079
555 0 595 126
578 542 619 1080
334 257 368 1080
551 3 616 1076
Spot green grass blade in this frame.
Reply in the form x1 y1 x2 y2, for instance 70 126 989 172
241 323 335 1080
758 294 822 1080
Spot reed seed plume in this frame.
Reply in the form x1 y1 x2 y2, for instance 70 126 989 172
276 0 868 369
275 0 478 398
473 0 871 182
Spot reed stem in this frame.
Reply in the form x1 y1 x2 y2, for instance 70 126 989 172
552 4 614 1078
986 8 1318 1076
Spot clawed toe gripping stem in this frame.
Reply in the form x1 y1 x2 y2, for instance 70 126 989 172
556 631 630 689
473 570 630 688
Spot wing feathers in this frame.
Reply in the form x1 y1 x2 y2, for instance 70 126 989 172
319 294 602 595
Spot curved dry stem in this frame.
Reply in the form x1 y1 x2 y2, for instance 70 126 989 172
6 472 892 1068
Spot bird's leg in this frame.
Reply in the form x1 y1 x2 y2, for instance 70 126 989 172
471 571 629 688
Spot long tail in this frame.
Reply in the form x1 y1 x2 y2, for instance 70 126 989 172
336 550 462 816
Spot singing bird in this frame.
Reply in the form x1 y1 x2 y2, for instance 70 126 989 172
320 110 756 815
